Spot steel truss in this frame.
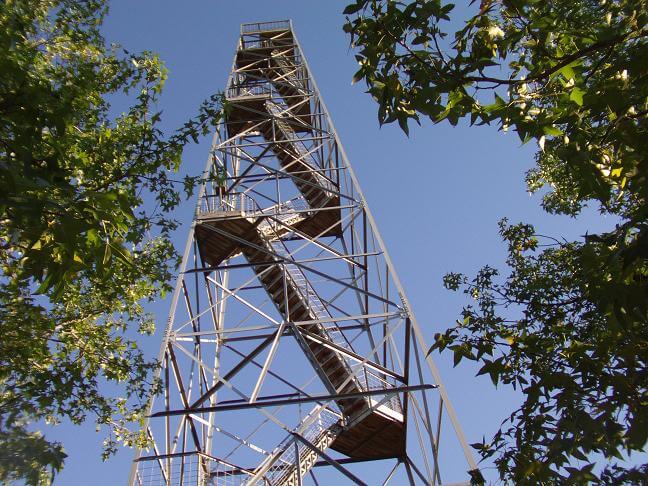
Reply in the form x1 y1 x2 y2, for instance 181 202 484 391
129 20 477 486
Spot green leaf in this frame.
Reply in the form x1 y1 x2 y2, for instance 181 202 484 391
397 115 410 136
569 87 585 106
342 2 364 15
35 269 57 295
103 242 112 266
351 67 364 85
109 243 133 266
453 346 463 366
542 125 563 136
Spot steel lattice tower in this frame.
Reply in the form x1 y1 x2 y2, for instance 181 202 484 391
130 20 477 486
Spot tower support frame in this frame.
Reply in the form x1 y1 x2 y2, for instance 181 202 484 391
130 20 476 486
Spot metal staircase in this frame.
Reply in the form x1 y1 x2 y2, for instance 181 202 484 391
245 407 342 486
193 22 405 484
262 101 337 210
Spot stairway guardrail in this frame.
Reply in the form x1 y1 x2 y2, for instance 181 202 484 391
246 407 341 485
265 102 336 194
241 20 291 34
197 193 309 221
226 81 272 99
197 192 257 216
271 241 401 416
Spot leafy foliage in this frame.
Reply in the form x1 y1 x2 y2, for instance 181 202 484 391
439 220 647 483
344 0 647 483
0 1 222 483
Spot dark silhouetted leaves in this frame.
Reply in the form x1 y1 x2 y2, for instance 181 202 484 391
345 0 647 483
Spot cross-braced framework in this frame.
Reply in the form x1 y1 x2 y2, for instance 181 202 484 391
129 20 478 486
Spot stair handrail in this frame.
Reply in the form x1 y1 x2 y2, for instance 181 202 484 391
245 406 341 485
271 240 404 416
265 102 336 194
269 241 370 400
269 48 307 92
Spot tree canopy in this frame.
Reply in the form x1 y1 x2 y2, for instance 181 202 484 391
0 1 221 483
344 0 646 483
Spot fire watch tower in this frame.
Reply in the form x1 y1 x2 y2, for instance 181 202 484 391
129 20 477 485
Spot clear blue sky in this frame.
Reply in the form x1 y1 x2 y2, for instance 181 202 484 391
44 1 616 484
